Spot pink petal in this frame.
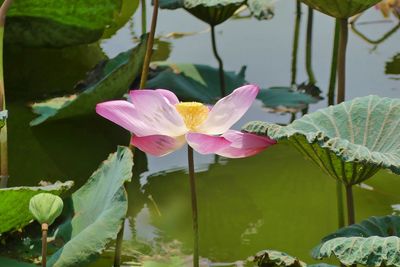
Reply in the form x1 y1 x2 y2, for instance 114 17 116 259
155 89 179 105
217 130 276 158
197 84 260 135
129 90 187 136
131 135 186 157
186 133 231 155
96 100 156 136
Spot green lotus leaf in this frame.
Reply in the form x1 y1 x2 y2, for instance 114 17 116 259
146 62 246 103
29 193 63 225
313 215 400 267
243 95 400 185
3 0 123 47
299 0 382 19
249 250 306 267
30 37 147 126
47 146 133 267
0 181 73 234
159 0 244 25
257 87 320 113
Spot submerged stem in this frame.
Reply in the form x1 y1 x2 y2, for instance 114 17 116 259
0 0 14 188
139 0 159 89
141 0 147 35
337 18 348 104
336 180 345 228
328 19 340 106
291 0 302 86
345 185 355 225
41 223 48 267
188 146 199 267
210 25 226 97
305 7 316 85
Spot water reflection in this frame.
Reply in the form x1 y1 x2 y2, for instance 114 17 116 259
128 144 400 263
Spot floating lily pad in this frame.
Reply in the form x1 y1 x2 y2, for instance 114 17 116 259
313 215 400 267
30 37 147 126
146 62 246 103
249 250 306 267
0 181 73 234
243 95 400 185
4 0 123 47
257 87 320 113
47 146 133 266
300 0 381 18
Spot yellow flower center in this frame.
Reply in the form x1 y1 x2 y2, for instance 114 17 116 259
175 102 209 131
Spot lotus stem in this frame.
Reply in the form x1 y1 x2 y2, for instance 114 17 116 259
291 1 302 86
305 6 316 85
336 181 345 228
337 18 348 104
345 185 355 225
210 25 226 97
41 223 48 267
328 19 340 106
141 0 147 35
113 220 125 267
139 0 159 89
188 146 199 267
0 0 13 188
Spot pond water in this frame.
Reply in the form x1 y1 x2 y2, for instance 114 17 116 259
5 0 400 266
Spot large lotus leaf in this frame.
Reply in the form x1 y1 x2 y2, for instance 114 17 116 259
0 181 73 234
159 0 244 25
313 217 400 267
257 87 320 113
300 0 382 18
3 0 122 47
386 53 400 76
249 250 306 267
146 62 246 103
30 37 147 126
243 95 400 185
47 146 133 267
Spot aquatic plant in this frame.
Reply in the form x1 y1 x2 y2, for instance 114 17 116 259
313 215 400 267
29 193 64 267
96 85 275 267
0 181 72 234
159 0 250 97
244 95 400 226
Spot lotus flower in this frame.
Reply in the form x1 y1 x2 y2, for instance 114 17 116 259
96 85 276 157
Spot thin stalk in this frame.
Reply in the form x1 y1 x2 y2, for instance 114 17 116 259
291 0 302 86
188 146 199 267
141 0 147 35
328 19 340 106
139 0 159 89
305 7 316 85
0 0 13 188
345 185 355 225
114 0 159 265
336 181 345 228
210 25 226 97
41 223 48 267
337 18 348 104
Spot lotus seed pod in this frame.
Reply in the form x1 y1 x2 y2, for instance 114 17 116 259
29 193 64 225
